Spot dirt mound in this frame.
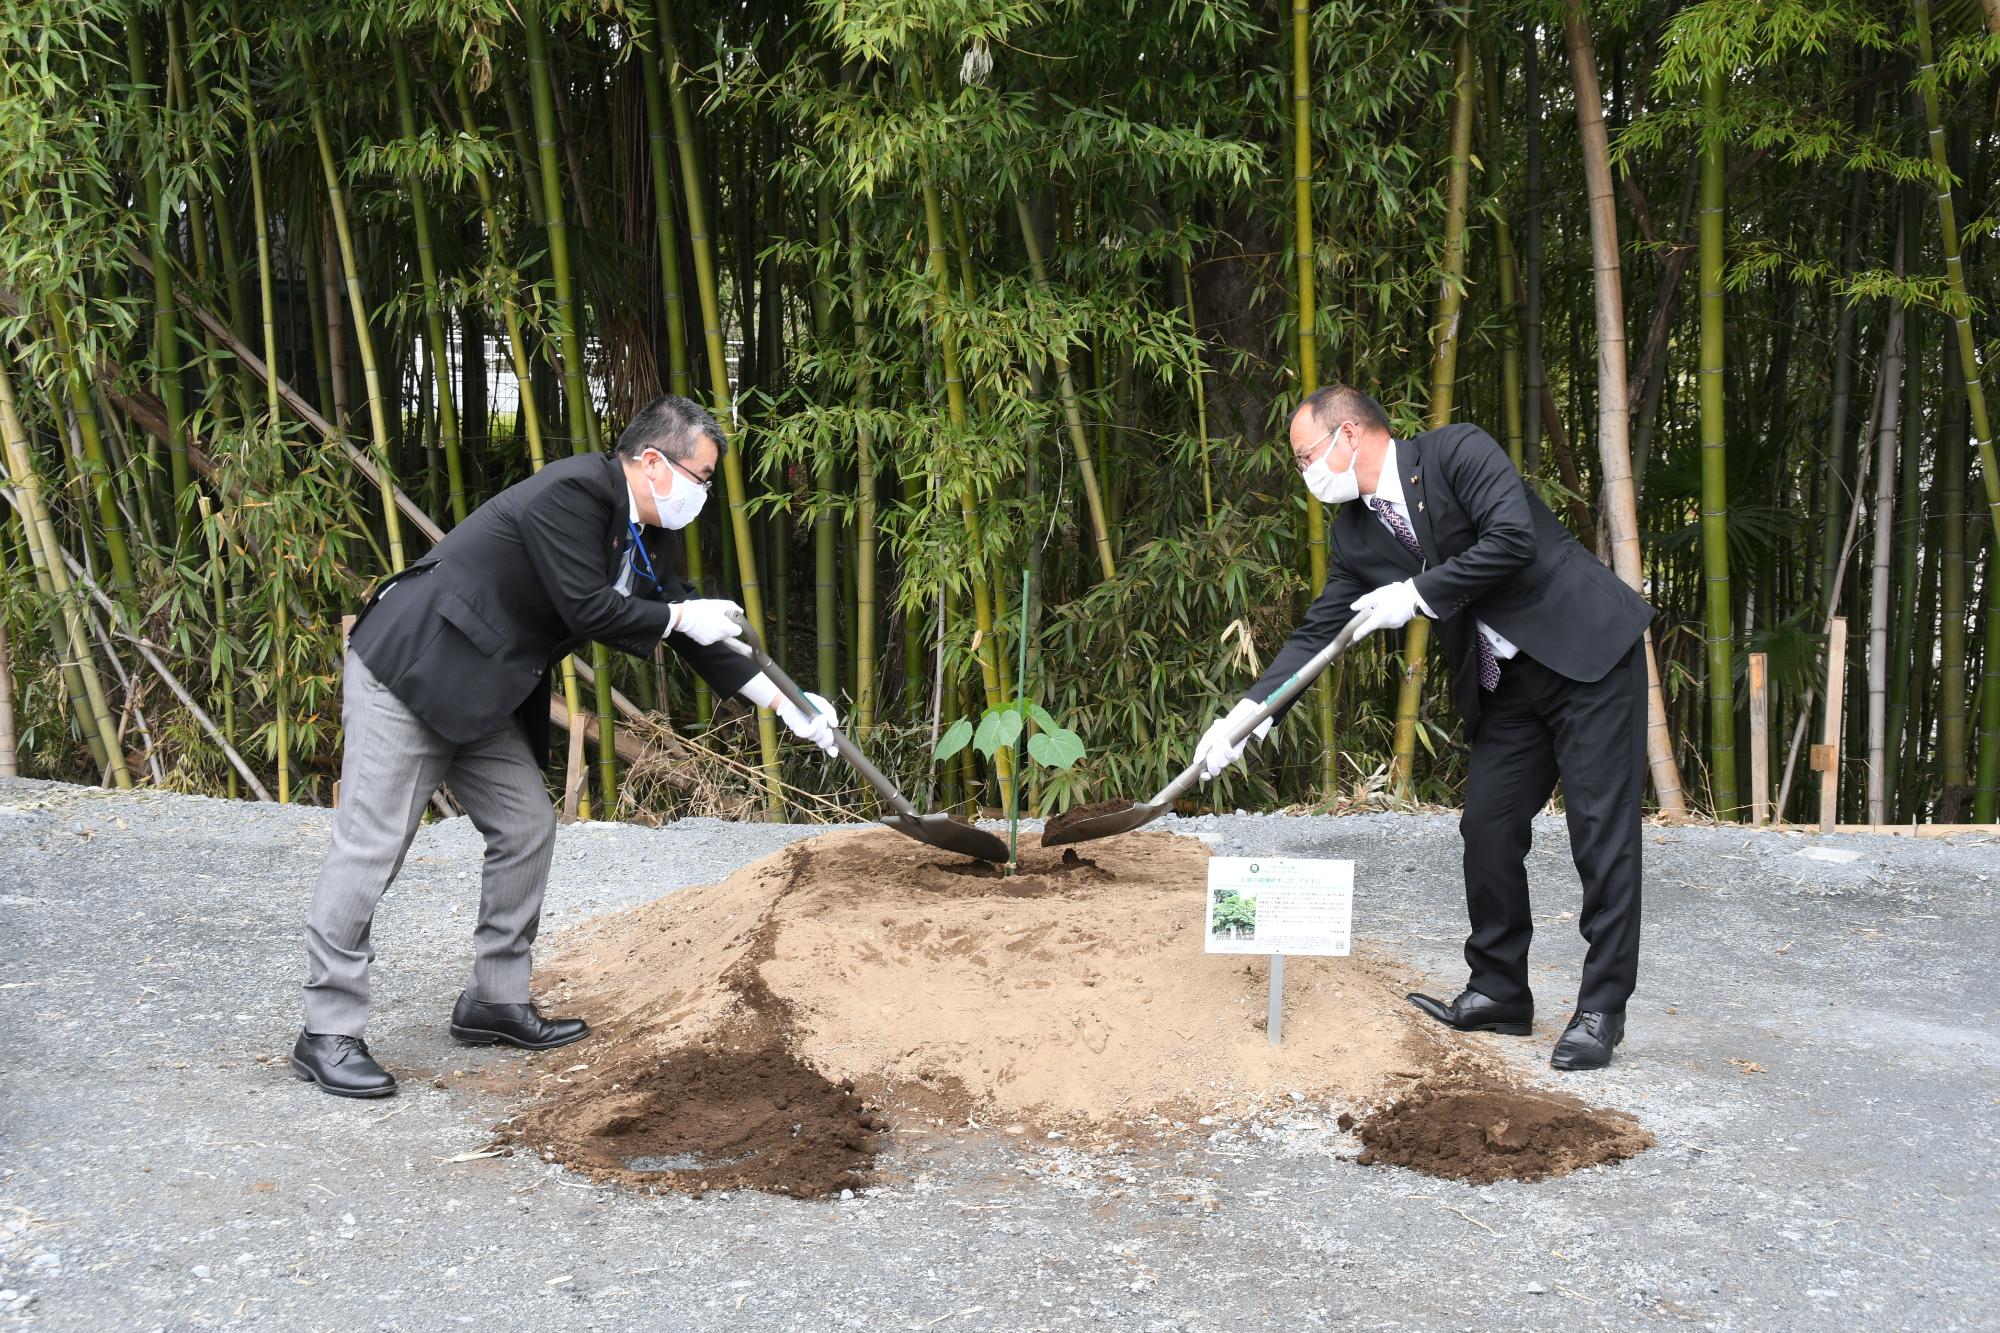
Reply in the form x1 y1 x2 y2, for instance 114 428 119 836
500 828 1649 1196
1353 1078 1654 1183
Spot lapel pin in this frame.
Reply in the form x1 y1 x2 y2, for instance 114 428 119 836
1417 501 1425 512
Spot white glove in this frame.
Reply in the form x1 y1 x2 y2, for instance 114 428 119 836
741 674 840 755
777 692 840 756
1193 698 1274 782
668 598 744 646
1348 580 1423 640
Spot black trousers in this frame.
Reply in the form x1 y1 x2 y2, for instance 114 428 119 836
1459 638 1646 1015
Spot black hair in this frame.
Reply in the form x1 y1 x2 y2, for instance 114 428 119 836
613 394 727 462
1294 385 1390 434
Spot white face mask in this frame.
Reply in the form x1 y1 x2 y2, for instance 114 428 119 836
1302 426 1360 505
646 453 707 530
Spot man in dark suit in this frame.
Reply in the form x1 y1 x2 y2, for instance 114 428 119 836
1193 386 1653 1070
291 395 838 1098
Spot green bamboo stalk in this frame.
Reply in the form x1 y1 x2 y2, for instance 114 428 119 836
44 299 134 592
126 17 189 534
848 197 879 739
1940 373 1968 791
810 186 840 700
1697 69 1737 818
234 14 279 427
1291 0 1339 793
0 589 15 778
1914 0 2000 819
1179 246 1215 527
919 171 1009 784
1013 197 1116 579
521 4 598 455
449 70 592 812
635 10 707 727
391 43 468 525
196 495 238 798
944 191 1012 704
0 357 130 787
302 51 405 571
1886 270 1924 819
1522 27 1544 472
1481 45 1525 471
1390 26 1475 801
662 3 784 811
451 71 545 471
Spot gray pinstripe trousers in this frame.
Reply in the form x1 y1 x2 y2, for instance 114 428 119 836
303 650 558 1035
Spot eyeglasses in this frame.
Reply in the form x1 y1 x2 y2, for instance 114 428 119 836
1294 425 1344 473
651 450 713 493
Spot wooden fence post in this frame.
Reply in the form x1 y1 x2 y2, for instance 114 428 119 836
1748 652 1769 826
1813 618 1847 833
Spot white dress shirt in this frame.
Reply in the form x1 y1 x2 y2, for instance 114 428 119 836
1366 439 1519 662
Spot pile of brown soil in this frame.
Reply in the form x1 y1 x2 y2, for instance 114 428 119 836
500 827 1651 1197
1352 1077 1654 1184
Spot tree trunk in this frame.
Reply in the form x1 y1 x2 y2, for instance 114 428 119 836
1697 69 1736 817
1564 0 1688 815
1914 0 2000 820
1865 222 1907 825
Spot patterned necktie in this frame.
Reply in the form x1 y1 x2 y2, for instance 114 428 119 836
1368 497 1499 691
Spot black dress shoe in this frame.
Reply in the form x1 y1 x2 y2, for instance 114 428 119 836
1550 1010 1625 1070
290 1031 397 1098
1407 988 1533 1035
449 992 590 1051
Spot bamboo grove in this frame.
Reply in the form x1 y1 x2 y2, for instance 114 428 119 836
0 0 1996 827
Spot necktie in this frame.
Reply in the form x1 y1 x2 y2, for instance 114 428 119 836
1369 497 1499 692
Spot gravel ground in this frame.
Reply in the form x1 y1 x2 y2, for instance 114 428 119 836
1 775 1995 1332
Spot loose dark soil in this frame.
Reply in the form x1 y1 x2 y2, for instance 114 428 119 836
1353 1077 1654 1184
508 1045 880 1198
1041 799 1139 842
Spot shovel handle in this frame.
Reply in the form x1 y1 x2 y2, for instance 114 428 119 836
1147 617 1366 810
721 611 921 820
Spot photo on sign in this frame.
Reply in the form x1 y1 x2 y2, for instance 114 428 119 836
1210 888 1257 940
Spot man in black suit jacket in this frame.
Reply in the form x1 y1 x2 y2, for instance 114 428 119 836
1193 386 1653 1070
291 396 839 1098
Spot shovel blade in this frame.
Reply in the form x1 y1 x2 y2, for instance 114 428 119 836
881 812 1011 863
1038 800 1166 848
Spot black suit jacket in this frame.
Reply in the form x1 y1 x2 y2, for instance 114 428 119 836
348 452 757 765
1249 422 1653 738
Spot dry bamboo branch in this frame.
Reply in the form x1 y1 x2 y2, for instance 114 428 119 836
36 534 274 801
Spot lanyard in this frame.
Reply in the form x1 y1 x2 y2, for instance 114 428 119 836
626 522 663 593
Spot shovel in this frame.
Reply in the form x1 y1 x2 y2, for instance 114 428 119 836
720 611 1010 863
1041 618 1367 849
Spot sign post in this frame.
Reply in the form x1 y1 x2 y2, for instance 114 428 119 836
1205 857 1354 1046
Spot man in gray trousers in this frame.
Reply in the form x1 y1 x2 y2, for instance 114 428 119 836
294 396 837 1098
